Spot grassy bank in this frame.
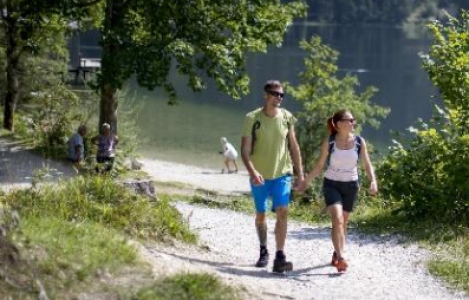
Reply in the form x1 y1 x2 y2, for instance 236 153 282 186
0 176 241 300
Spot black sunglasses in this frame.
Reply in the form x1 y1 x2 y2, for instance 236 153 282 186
340 118 356 124
266 90 284 98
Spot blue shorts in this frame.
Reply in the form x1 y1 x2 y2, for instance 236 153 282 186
250 174 292 213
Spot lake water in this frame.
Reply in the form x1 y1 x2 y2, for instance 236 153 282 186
132 24 436 169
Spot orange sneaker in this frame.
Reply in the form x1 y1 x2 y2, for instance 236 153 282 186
336 259 348 272
331 251 338 266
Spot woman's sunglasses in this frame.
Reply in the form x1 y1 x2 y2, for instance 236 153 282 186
340 118 356 124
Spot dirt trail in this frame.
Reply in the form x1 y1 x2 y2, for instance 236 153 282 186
138 156 467 300
0 138 75 191
140 201 466 300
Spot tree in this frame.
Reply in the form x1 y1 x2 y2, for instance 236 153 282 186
287 36 390 169
377 10 469 222
0 0 102 131
422 9 469 133
98 0 307 132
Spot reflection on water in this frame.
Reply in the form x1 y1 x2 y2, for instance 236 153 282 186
135 24 436 168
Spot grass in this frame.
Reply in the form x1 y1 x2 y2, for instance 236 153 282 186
17 216 141 298
0 175 199 299
132 273 242 300
4 176 196 243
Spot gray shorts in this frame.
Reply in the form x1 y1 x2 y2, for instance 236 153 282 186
323 178 359 212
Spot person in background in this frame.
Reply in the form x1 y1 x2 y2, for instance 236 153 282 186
220 137 239 173
92 123 118 173
296 109 378 272
67 124 87 169
241 80 303 273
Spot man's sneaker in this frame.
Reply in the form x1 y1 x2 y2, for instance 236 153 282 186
331 251 338 266
255 248 269 268
272 254 293 273
336 258 348 272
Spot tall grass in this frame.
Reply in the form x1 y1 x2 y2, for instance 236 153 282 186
132 273 242 300
4 176 196 243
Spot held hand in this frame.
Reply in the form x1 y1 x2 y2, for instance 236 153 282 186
369 181 378 196
292 176 303 191
293 179 308 194
251 173 265 186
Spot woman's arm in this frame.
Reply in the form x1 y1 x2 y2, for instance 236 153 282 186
296 137 329 191
360 137 378 195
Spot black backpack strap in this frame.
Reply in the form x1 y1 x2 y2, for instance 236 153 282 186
326 134 335 166
355 135 362 159
250 110 262 155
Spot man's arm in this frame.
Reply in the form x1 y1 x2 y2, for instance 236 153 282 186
241 136 264 185
287 125 304 182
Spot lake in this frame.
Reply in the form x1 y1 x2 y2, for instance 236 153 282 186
131 24 436 169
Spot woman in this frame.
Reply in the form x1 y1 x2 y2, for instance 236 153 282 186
92 123 118 173
296 110 378 272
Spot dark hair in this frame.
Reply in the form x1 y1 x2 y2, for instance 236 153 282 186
326 110 351 135
264 80 283 92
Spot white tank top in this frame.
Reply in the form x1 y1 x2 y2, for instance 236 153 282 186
324 145 359 182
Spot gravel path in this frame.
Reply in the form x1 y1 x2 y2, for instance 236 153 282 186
0 138 75 191
140 158 467 300
143 202 466 300
141 158 250 195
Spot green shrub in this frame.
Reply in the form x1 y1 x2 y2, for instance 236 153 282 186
378 10 469 223
377 115 469 222
3 176 196 243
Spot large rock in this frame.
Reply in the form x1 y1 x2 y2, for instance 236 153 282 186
118 179 157 200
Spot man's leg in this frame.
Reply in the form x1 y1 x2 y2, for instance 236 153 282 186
274 206 288 251
255 213 268 247
271 175 293 273
251 180 270 267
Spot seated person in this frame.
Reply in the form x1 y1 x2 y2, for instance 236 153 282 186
92 123 118 172
67 124 86 168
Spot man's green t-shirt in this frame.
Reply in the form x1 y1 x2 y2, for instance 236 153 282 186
242 108 297 180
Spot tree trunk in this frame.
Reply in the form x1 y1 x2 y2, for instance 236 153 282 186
100 82 118 133
3 15 20 131
99 0 124 134
3 61 19 131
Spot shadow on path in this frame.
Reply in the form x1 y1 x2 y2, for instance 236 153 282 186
0 137 76 190
152 247 342 280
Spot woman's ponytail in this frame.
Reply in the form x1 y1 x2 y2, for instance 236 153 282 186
327 117 337 135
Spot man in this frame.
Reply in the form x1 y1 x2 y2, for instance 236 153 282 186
68 124 87 168
241 80 303 273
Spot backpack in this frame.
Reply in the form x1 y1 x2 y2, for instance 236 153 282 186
250 108 291 155
326 134 362 167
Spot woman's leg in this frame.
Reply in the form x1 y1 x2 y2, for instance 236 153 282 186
327 204 345 259
342 211 350 253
